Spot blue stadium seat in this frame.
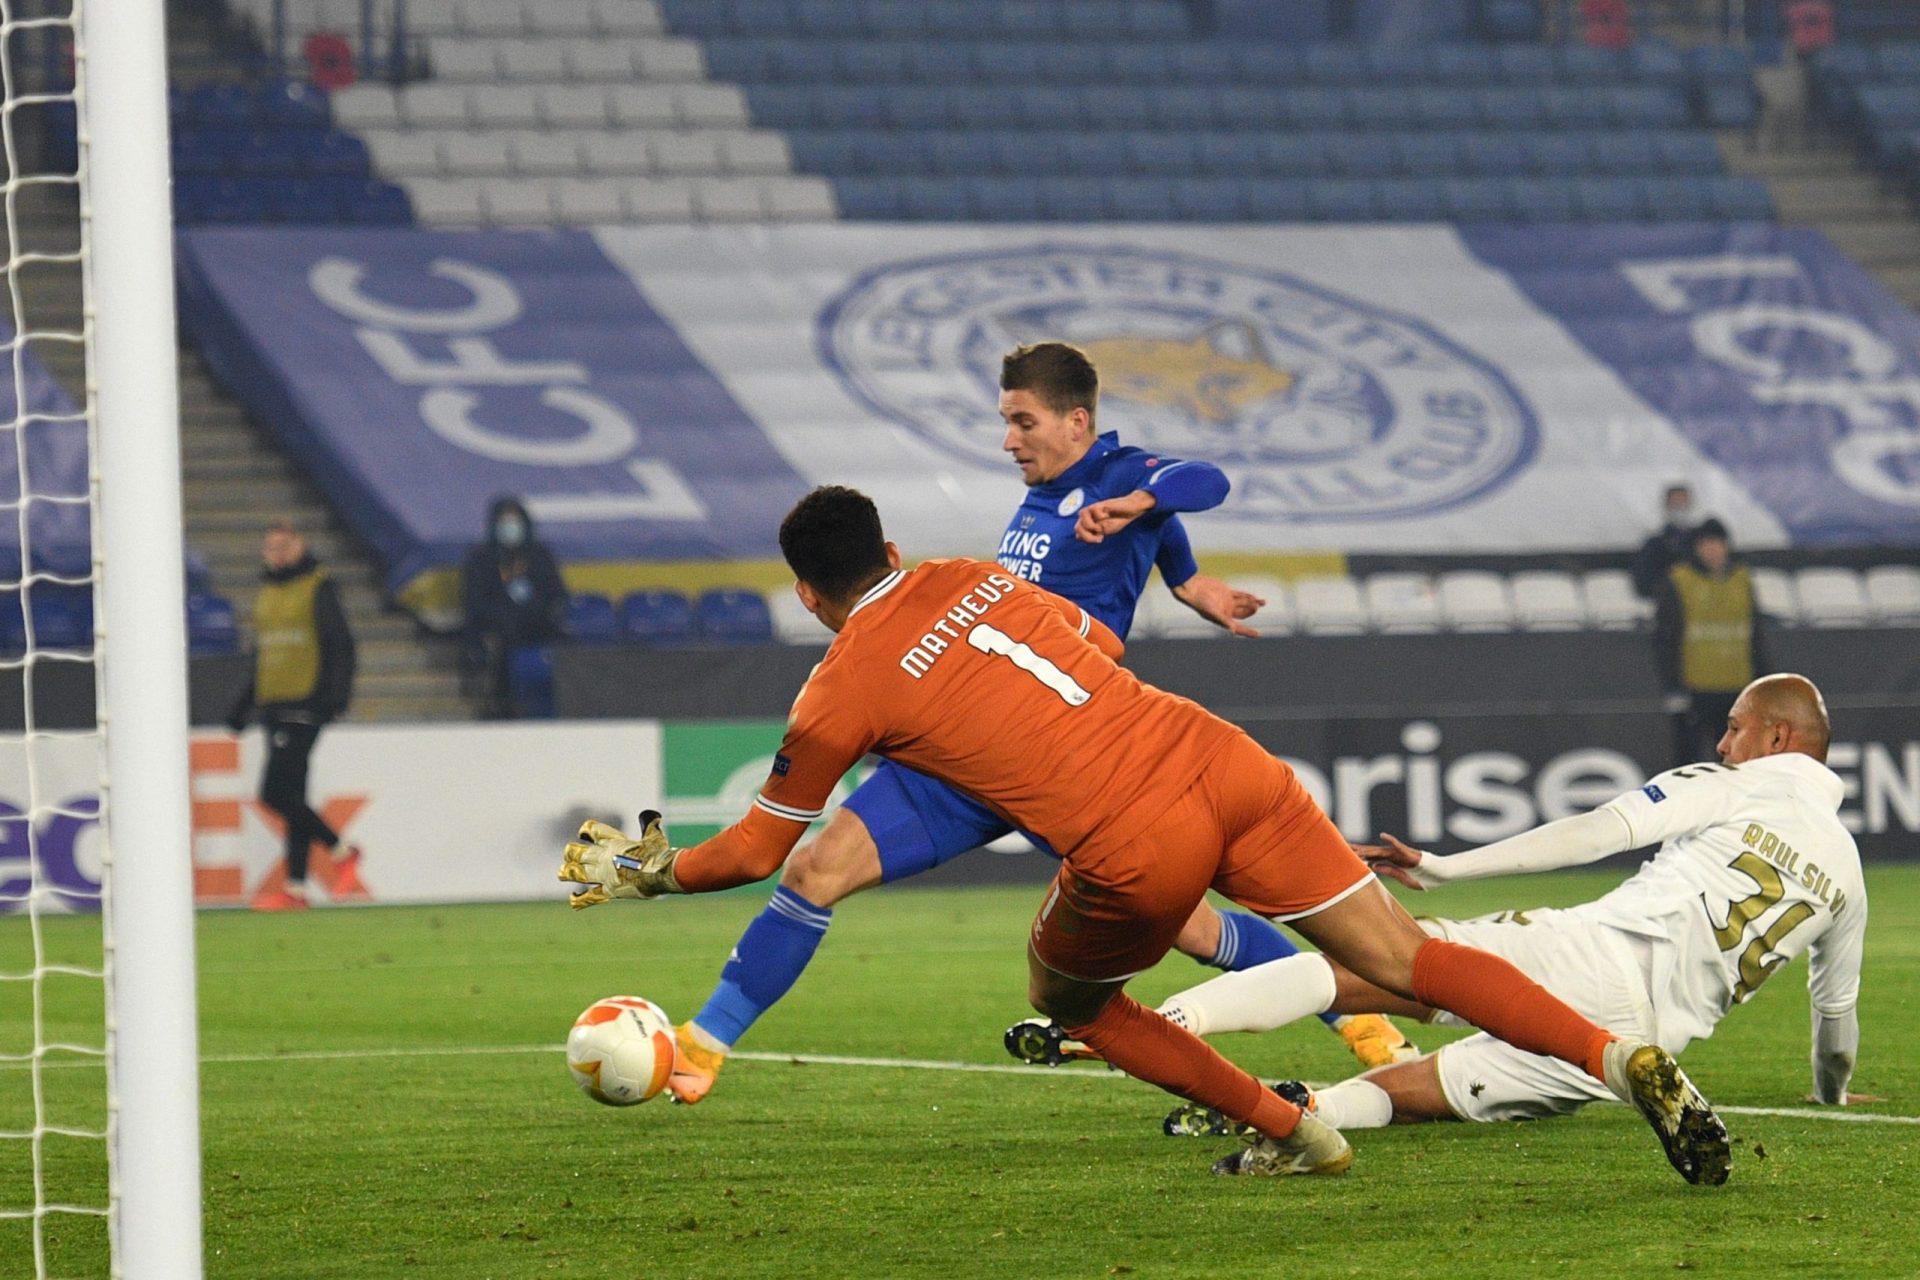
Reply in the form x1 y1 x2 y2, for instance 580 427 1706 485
345 182 413 225
1459 131 1526 176
1589 132 1658 174
566 595 620 644
1021 87 1085 127
1477 87 1546 129
1082 86 1155 129
1609 86 1689 128
300 132 372 177
968 42 1038 83
1373 178 1446 221
1057 131 1130 177
1639 177 1714 221
901 42 968 85
884 87 955 129
1302 45 1365 84
1556 46 1626 82
1108 45 1174 83
1239 178 1310 221
1260 133 1330 177
1655 131 1724 174
1626 41 1687 83
1572 177 1646 221
1705 175 1774 221
1171 178 1241 221
269 178 334 223
1125 133 1197 175
1479 0 1542 41
969 177 1044 220
230 132 302 178
1348 90 1418 131
171 133 228 178
901 176 968 220
1427 45 1496 84
795 0 863 35
1523 133 1591 176
29 586 92 650
1308 178 1377 221
834 176 901 218
1441 178 1510 221
700 39 767 80
1196 133 1271 175
1413 88 1481 130
925 130 994 173
1362 44 1430 82
1495 44 1558 82
1874 43 1920 81
1041 178 1108 220
1062 1 1127 38
184 550 215 597
1279 88 1348 130
988 130 1058 172
1151 87 1217 130
859 0 929 35
507 645 554 718
1684 45 1753 83
1325 133 1397 177
789 130 862 173
186 84 258 129
1170 45 1234 83
1126 3 1189 39
744 85 815 126
186 594 239 657
1395 133 1464 177
619 590 695 644
696 589 775 643
198 178 271 223
0 593 22 656
770 43 840 82
1543 88 1612 129
1504 178 1578 222
1047 44 1109 83
258 81 331 130
840 41 910 82
659 0 724 31
1109 179 1178 220
1233 47 1301 84
1695 81 1761 129
950 87 1026 129
732 0 795 34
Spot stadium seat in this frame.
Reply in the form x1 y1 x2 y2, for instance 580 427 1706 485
1572 177 1645 220
696 589 774 643
1240 178 1311 221
619 590 696 644
1589 132 1658 174
1509 571 1586 630
1110 178 1178 220
28 585 92 650
565 594 620 644
1226 576 1292 635
186 594 240 657
1506 178 1579 222
1308 178 1377 221
1581 569 1651 629
1865 565 1920 623
1751 567 1802 625
507 645 555 718
1793 567 1873 626
1640 177 1714 221
1374 178 1445 221
1441 178 1510 221
1437 571 1514 631
1364 573 1443 633
1293 576 1369 635
1133 587 1223 640
765 587 831 643
1705 176 1774 221
1395 133 1464 177
1325 134 1398 178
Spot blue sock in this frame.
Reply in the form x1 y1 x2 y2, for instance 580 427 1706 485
1209 911 1343 1028
692 885 833 1048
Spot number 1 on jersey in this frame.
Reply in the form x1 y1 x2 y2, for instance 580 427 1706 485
967 623 1091 706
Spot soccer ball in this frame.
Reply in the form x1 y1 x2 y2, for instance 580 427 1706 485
567 996 676 1106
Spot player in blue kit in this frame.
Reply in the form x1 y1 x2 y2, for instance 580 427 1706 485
667 342 1415 1102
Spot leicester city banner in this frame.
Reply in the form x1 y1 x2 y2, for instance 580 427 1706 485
176 224 1920 603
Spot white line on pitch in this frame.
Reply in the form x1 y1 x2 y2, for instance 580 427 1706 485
8 1045 1916 1127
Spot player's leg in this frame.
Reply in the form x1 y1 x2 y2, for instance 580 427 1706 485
675 763 1007 1102
256 720 335 907
1159 950 1431 1037
1027 807 1349 1177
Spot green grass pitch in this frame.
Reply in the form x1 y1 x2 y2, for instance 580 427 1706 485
4 866 1917 1278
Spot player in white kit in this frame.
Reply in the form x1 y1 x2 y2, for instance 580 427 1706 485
1159 673 1868 1133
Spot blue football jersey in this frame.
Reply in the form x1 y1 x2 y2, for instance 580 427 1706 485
992 432 1227 638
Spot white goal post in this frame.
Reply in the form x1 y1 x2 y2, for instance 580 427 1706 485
80 0 205 1274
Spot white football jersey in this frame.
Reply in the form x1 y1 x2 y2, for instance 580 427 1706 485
1569 752 1866 1054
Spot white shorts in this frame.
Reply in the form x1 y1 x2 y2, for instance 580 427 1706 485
1421 908 1659 1124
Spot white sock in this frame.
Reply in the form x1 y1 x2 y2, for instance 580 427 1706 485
1311 1078 1395 1130
1156 953 1338 1036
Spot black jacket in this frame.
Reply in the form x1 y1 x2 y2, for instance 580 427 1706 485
460 498 567 645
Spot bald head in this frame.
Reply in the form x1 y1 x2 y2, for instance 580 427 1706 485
1718 674 1831 765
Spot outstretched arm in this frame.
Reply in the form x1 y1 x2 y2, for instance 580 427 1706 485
1361 807 1633 890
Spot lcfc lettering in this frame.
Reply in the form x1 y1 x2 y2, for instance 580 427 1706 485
900 574 1019 679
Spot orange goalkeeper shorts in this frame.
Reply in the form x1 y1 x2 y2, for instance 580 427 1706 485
1029 732 1373 983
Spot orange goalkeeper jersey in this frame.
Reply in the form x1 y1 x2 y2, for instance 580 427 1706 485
674 557 1242 892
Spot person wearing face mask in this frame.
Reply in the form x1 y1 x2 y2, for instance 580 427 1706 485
1630 483 1698 599
460 495 568 718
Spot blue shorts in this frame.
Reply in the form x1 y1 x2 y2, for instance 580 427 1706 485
842 759 1035 884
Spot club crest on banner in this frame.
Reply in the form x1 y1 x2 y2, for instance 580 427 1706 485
817 245 1539 522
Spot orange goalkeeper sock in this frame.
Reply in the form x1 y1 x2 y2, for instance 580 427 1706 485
1411 938 1615 1082
1066 994 1301 1140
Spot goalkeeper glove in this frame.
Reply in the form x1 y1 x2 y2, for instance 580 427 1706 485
558 810 684 908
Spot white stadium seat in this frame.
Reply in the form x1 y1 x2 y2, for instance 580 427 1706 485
429 40 500 81
568 42 637 80
1865 565 1920 624
457 0 527 36
1364 572 1442 633
594 0 665 35
1581 569 1651 630
529 0 598 36
674 84 750 128
1294 576 1369 634
468 85 543 129
399 84 472 129
651 131 724 174
581 133 654 175
542 86 615 130
1229 576 1293 636
505 130 585 177
637 38 706 80
693 177 768 221
479 178 556 226
1794 567 1873 626
622 177 697 221
608 85 680 128
364 130 443 178
1143 585 1227 639
441 132 514 177
404 177 485 226
405 0 462 35
330 85 402 132
1436 570 1512 631
720 132 793 175
1508 571 1584 630
498 41 568 81
553 178 627 224
1751 567 1801 625
762 176 838 221
767 587 831 643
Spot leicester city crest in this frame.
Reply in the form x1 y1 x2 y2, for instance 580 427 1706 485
815 245 1538 523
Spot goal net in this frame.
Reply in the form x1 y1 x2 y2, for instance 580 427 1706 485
1 0 203 1275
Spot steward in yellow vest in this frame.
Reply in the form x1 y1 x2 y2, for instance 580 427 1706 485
1652 518 1770 767
226 523 359 910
